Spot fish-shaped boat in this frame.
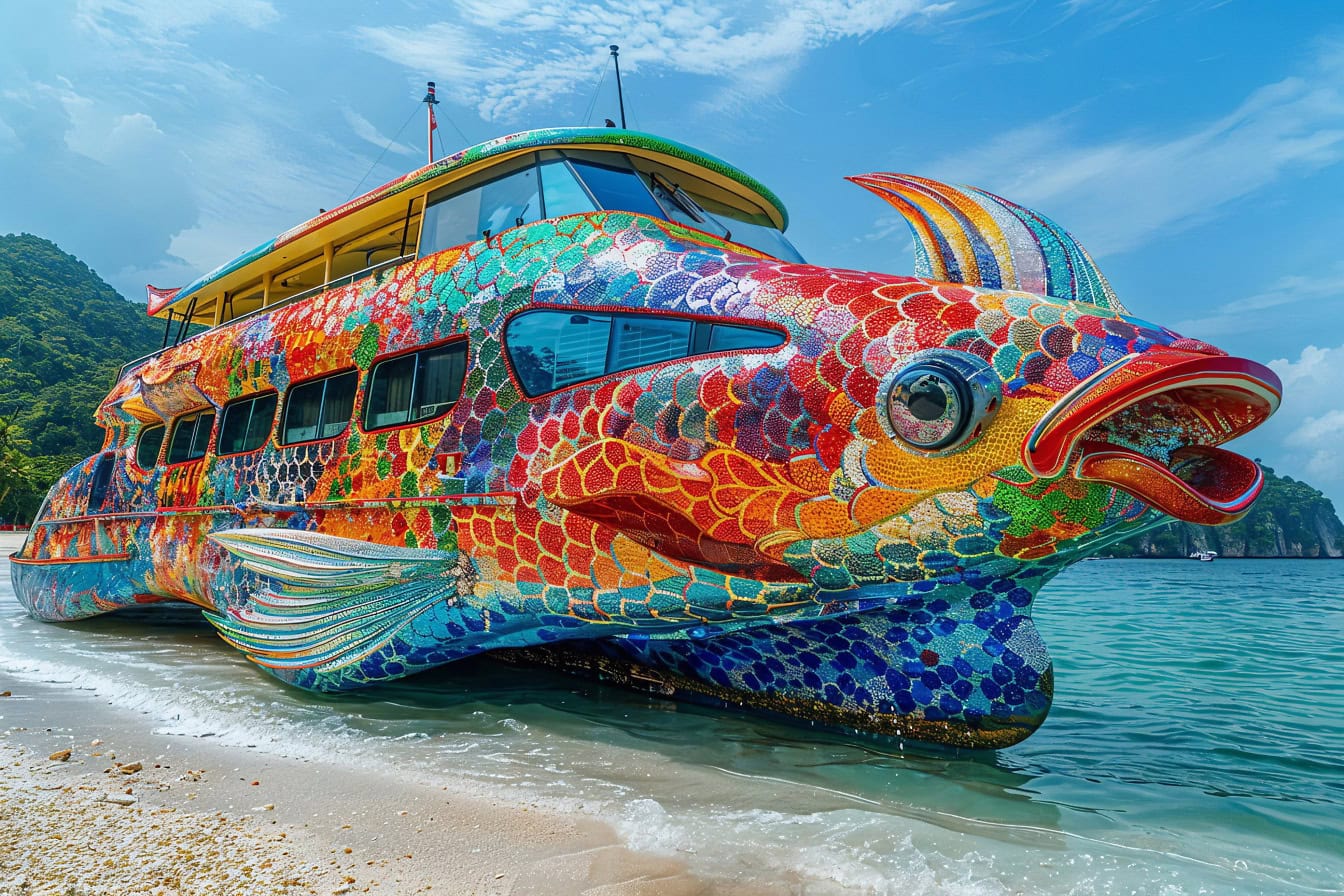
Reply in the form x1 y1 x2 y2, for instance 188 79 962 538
9 127 1280 748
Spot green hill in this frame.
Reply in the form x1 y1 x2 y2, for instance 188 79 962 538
0 233 162 521
1110 465 1344 558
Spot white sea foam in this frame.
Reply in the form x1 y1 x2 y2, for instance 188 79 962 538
4 559 1343 895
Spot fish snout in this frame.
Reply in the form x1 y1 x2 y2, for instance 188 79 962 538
1023 350 1281 524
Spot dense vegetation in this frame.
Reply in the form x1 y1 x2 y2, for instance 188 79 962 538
0 233 162 522
1111 465 1344 558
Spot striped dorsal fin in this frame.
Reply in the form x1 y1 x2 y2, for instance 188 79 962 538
848 173 1126 313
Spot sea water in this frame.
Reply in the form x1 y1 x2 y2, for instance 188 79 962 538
1 556 1341 895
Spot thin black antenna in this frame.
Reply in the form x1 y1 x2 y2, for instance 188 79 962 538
609 45 626 129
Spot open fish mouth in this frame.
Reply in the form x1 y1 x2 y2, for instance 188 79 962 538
1023 351 1282 525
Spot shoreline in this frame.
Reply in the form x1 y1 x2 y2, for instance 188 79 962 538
0 671 720 896
0 532 731 896
0 673 720 896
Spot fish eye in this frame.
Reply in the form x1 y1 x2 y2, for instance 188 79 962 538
880 351 1002 453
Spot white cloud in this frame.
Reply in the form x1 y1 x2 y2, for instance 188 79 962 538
343 109 417 159
356 0 952 121
1167 265 1344 338
1257 343 1344 511
917 42 1344 258
74 0 279 44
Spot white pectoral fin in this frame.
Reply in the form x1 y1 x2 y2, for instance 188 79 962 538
205 528 464 672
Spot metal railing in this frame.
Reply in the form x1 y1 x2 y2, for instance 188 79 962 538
115 254 415 384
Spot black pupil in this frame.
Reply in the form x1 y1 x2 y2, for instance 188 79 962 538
907 374 948 421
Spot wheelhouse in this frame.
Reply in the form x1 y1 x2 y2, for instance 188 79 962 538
138 128 799 363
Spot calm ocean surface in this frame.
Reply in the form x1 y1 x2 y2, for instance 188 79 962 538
2 556 1341 895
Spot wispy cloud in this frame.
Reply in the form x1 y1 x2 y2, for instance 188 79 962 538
74 0 279 45
0 1 363 298
343 109 418 159
356 0 953 121
1261 342 1344 507
918 40 1344 258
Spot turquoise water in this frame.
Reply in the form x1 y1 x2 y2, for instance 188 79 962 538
3 557 1342 894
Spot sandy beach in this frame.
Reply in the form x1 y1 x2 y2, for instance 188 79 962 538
0 532 737 896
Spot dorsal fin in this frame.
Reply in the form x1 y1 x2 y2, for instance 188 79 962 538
848 173 1126 313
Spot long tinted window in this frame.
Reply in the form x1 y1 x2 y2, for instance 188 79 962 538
281 371 357 444
364 342 467 430
219 392 277 455
167 410 215 464
505 311 784 396
135 424 166 469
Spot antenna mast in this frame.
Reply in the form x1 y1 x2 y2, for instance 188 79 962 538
422 81 440 165
609 45 626 129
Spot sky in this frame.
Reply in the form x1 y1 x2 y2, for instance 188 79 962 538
2 0 1343 511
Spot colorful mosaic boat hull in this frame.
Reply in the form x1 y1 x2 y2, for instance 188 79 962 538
9 129 1281 748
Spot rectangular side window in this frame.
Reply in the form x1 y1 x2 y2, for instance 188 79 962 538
219 393 277 455
282 371 357 445
364 343 467 431
167 411 214 464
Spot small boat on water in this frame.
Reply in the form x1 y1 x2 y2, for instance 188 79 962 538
8 117 1281 748
1190 550 1218 561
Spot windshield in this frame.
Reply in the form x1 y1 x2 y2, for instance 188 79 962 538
419 149 804 264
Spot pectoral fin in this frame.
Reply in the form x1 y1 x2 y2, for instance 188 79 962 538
205 528 467 673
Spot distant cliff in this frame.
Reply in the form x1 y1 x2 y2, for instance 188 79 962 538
1110 465 1344 558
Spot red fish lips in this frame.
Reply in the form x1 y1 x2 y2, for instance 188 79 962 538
1023 351 1282 525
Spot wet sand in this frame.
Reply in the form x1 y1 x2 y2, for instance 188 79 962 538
0 532 733 896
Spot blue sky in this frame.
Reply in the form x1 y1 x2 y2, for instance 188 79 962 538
2 0 1343 511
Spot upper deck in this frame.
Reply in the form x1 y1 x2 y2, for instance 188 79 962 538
146 128 796 339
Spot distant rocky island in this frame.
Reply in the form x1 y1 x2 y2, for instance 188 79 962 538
2 233 1341 557
1110 465 1343 558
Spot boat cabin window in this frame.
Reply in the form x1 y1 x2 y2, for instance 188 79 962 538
281 371 357 444
87 452 115 513
167 409 216 464
560 154 666 220
419 157 543 255
135 424 166 469
504 310 785 397
628 157 805 263
364 341 468 431
219 392 278 455
417 149 802 263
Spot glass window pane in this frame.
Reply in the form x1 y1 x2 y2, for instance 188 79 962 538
609 315 692 372
476 166 540 236
539 161 598 217
221 394 276 454
411 344 466 423
568 159 665 219
244 393 277 451
219 402 251 454
282 381 324 444
419 188 484 255
366 355 416 429
167 415 198 464
708 324 786 352
190 412 215 457
319 372 357 439
136 425 165 468
505 312 611 396
687 194 805 263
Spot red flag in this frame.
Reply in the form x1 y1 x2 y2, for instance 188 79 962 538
145 284 181 316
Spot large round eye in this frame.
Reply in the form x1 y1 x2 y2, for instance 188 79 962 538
880 351 1002 453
